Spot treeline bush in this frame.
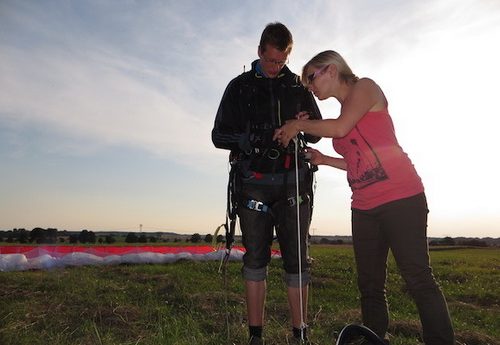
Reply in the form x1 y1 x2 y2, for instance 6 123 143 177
0 228 115 244
0 228 227 245
178 233 224 244
2 230 488 247
429 236 488 247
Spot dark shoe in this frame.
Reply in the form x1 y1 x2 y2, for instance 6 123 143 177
248 335 264 345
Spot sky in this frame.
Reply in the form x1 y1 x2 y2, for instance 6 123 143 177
1 0 499 238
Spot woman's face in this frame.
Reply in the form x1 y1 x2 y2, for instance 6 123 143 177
305 64 331 100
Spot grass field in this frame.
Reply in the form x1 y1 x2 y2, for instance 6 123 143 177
0 245 498 345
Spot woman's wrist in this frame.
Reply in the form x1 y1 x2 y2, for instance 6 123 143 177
293 120 302 134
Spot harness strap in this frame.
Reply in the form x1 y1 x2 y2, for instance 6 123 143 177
286 194 308 207
241 168 308 185
336 324 387 345
225 156 239 251
246 199 271 213
243 193 308 215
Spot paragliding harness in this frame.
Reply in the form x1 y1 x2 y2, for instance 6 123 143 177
217 135 316 267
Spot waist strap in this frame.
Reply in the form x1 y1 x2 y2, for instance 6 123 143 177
244 193 309 216
241 168 308 185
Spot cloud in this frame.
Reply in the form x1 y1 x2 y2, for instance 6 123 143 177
1 0 499 172
1 43 214 158
0 1 302 171
0 2 243 170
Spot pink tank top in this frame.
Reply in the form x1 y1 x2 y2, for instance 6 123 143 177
333 108 424 210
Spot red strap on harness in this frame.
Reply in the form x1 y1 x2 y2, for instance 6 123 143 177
253 172 263 179
284 154 291 169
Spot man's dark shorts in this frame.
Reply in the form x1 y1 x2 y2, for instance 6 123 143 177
237 177 311 287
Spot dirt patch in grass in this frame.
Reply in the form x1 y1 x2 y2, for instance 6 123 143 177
449 295 500 309
331 308 362 324
455 330 500 345
93 304 141 327
91 303 149 342
388 319 421 339
310 276 337 288
389 320 500 345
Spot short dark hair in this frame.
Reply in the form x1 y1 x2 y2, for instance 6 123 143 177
259 22 293 53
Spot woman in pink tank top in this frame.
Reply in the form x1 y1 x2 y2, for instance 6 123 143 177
274 50 454 345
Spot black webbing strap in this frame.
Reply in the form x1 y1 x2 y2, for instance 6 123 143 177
225 160 238 251
336 324 387 345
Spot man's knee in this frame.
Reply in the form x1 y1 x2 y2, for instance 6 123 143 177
285 271 310 288
242 265 268 281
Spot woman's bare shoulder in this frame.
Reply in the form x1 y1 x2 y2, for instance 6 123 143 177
354 77 387 109
356 77 378 87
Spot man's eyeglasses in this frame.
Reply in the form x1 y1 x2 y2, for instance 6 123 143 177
307 65 329 84
261 57 289 66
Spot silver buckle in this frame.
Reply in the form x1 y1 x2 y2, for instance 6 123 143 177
287 195 303 207
247 200 266 212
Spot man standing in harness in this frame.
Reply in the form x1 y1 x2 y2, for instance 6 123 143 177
212 23 322 344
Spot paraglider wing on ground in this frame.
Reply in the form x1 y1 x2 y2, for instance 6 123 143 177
0 245 281 272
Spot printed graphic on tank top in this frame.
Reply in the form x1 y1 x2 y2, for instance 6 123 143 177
341 126 388 190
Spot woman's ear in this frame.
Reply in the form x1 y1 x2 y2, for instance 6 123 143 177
327 64 338 78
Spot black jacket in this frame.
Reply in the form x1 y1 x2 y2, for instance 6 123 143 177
212 60 322 157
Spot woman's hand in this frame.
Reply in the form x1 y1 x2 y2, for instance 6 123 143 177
304 147 326 166
273 111 309 146
273 120 300 147
296 111 310 121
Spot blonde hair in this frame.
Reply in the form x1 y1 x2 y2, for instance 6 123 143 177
301 50 359 86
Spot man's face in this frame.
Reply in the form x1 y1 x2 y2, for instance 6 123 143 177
258 44 290 78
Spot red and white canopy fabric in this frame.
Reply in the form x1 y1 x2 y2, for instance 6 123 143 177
0 245 281 272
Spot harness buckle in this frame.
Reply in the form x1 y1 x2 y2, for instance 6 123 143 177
247 199 269 213
287 195 303 207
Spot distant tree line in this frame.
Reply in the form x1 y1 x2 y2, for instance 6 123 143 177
187 233 225 244
310 236 491 247
317 238 345 245
2 230 488 247
123 232 225 244
0 228 115 244
120 232 224 244
429 236 488 247
0 228 226 245
0 228 60 244
124 233 157 243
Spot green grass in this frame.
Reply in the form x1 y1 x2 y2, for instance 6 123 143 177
0 246 498 345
